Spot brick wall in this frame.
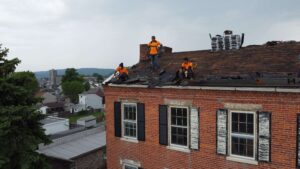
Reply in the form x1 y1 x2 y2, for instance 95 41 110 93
47 156 73 169
105 86 300 169
73 148 106 169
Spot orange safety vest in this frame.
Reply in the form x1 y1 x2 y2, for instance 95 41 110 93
181 61 193 70
148 40 161 55
116 67 128 75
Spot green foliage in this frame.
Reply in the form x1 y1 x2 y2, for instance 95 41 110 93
69 111 104 123
0 45 21 77
84 81 90 91
61 68 87 103
92 73 104 82
62 81 85 103
61 68 84 83
0 44 51 169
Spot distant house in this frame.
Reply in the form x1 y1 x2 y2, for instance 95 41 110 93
40 116 69 135
70 104 85 113
38 125 106 169
79 88 104 110
39 106 49 114
42 92 58 104
44 102 65 114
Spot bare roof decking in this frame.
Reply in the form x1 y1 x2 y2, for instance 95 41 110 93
110 41 300 87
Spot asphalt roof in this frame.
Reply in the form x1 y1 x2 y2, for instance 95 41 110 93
81 87 104 97
38 127 106 160
108 41 300 87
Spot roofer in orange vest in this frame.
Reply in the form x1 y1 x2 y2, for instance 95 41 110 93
148 36 161 70
114 63 128 81
176 57 194 80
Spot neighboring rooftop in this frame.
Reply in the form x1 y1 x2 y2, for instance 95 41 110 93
81 87 104 97
38 126 105 160
40 116 67 125
44 102 64 108
109 41 300 87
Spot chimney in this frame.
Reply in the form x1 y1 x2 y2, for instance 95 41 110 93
139 44 149 61
139 44 172 62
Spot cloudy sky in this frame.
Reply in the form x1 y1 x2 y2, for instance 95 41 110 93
1 0 300 72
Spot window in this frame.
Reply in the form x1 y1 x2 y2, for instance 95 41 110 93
122 103 137 139
169 107 189 148
229 111 256 159
123 164 138 169
121 159 140 169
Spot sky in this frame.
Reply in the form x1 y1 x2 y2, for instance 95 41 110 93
1 0 300 72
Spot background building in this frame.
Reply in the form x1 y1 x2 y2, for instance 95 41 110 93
38 125 106 169
49 69 57 89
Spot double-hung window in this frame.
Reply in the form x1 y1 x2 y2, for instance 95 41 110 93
169 107 189 148
159 104 199 152
122 103 137 139
217 108 271 164
229 111 256 160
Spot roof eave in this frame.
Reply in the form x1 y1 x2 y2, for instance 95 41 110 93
107 84 300 93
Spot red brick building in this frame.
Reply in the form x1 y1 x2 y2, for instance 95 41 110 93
105 41 300 169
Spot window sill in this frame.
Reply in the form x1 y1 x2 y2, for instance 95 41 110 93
120 137 139 143
226 156 258 165
167 146 191 153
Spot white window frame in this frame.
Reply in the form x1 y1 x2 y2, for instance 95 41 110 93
228 110 257 162
123 163 138 169
121 103 138 140
168 106 189 149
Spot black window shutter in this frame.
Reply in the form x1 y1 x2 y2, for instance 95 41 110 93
159 105 168 145
137 103 145 141
216 109 228 155
190 107 200 150
114 101 122 137
297 114 300 167
257 111 271 162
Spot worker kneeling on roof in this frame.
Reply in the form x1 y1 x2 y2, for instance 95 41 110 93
147 36 162 70
176 57 194 80
114 63 129 81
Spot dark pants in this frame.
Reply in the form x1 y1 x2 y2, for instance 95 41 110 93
118 73 128 81
148 54 160 70
176 68 194 80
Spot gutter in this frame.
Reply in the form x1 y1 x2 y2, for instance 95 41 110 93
108 84 300 93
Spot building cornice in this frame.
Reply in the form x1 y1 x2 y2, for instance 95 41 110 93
107 84 300 93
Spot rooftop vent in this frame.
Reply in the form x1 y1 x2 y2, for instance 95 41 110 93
210 30 244 52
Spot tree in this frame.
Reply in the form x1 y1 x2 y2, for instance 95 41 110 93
61 68 86 103
61 68 84 83
0 44 51 169
92 73 103 83
84 81 90 91
62 81 85 103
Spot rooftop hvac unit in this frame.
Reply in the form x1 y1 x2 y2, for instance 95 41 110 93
224 34 232 50
210 31 244 52
231 35 241 50
211 35 224 52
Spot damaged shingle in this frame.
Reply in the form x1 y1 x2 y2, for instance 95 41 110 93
108 41 300 87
